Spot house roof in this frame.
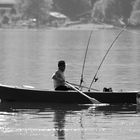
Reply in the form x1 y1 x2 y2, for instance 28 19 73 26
0 0 16 4
49 12 67 19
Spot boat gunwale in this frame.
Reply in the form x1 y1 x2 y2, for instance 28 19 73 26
0 83 139 94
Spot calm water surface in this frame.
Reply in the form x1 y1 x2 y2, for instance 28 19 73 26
0 103 139 140
0 28 140 139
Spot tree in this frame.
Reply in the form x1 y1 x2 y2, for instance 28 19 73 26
53 0 91 20
16 0 53 25
91 0 134 24
92 0 119 23
129 0 140 25
118 0 134 23
132 0 140 11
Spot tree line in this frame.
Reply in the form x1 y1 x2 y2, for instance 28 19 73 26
53 0 140 26
3 0 140 27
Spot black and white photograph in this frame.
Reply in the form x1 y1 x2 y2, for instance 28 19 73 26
0 0 139 140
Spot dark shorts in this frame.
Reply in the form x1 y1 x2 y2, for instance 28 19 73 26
55 86 72 91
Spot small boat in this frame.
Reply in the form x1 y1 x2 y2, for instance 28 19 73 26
0 84 139 104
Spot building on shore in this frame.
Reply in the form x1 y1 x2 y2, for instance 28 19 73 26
0 0 16 25
48 12 68 27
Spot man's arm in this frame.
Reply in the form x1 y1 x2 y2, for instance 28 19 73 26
52 72 65 82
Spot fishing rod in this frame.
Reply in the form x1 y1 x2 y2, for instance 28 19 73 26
88 26 126 91
68 81 99 91
80 30 93 88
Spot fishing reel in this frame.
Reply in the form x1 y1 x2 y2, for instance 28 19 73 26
94 77 98 82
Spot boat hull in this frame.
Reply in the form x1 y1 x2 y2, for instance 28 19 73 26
0 84 138 104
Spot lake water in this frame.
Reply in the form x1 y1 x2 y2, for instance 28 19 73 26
0 28 140 139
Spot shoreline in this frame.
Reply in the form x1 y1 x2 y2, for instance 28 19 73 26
0 23 139 30
0 23 115 30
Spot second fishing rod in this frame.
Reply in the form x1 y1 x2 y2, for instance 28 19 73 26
88 27 126 91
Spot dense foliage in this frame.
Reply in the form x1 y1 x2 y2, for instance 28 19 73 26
53 0 91 19
5 0 140 26
91 0 133 24
130 0 140 25
16 0 53 25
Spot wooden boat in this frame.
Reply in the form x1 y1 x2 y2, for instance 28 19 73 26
0 84 139 104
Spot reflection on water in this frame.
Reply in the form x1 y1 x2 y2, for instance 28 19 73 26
0 103 89 140
0 103 139 140
54 107 65 140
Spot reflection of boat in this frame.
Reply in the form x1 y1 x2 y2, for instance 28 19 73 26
0 102 89 113
0 84 138 104
95 104 137 113
0 102 89 140
89 104 140 115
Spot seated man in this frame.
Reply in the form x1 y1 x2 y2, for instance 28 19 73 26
52 60 72 90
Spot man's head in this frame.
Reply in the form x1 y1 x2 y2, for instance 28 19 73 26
58 60 66 72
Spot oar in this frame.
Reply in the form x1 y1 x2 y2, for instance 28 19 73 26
68 82 99 91
66 82 101 104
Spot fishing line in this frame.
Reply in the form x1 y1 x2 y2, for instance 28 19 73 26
115 26 140 35
88 26 126 91
80 30 93 87
95 20 140 35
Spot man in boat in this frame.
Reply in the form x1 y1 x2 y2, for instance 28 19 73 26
52 60 72 90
